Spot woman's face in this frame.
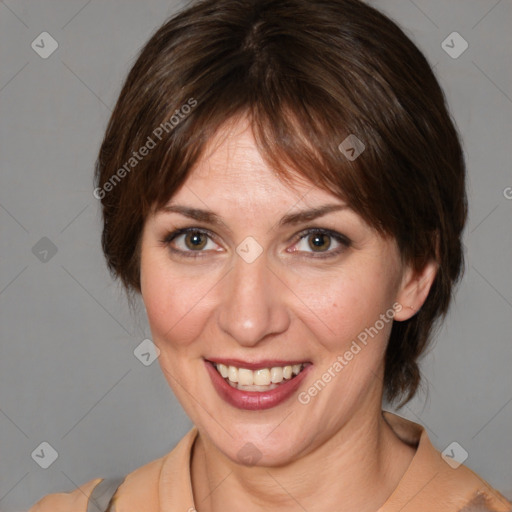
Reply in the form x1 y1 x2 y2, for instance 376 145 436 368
140 118 418 466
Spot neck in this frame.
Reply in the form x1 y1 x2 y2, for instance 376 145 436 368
191 404 415 512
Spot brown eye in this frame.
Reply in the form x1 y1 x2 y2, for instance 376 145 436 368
290 228 351 259
184 231 208 250
162 227 221 258
308 233 332 252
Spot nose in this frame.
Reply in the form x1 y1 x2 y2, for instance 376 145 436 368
216 250 290 347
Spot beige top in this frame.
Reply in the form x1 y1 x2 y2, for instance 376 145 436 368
29 412 512 512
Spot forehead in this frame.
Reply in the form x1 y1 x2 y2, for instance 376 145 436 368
178 117 334 207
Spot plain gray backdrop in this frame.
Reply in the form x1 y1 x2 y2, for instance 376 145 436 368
1 1 511 510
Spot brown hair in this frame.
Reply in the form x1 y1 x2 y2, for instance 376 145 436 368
95 0 467 405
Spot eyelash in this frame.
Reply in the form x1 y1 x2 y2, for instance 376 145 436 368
160 227 351 260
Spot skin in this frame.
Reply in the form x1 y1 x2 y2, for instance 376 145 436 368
139 116 437 512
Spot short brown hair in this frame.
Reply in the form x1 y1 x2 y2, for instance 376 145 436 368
95 0 467 405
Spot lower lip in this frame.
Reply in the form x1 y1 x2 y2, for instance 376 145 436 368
205 360 312 410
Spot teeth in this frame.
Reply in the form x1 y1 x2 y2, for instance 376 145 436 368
238 368 253 386
215 362 306 387
253 368 270 385
218 364 229 378
270 367 283 383
228 365 238 383
227 380 280 391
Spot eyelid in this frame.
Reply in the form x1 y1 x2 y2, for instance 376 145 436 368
161 225 351 259
161 226 217 244
287 227 351 259
161 227 222 258
292 227 351 247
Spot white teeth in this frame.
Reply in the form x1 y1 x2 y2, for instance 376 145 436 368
253 368 270 386
228 365 238 383
238 368 253 386
270 367 283 383
227 380 280 391
218 363 229 378
214 362 306 387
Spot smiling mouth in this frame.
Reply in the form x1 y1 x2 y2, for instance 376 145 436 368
211 362 310 391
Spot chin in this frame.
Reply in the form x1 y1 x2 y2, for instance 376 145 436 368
203 420 309 467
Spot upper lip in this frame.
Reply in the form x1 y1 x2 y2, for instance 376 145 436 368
205 357 311 370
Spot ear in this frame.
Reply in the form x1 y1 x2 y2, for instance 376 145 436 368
393 259 438 322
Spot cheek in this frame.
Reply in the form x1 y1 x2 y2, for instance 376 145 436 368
140 253 215 350
292 262 398 353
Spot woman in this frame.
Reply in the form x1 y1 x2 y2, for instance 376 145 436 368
29 0 511 510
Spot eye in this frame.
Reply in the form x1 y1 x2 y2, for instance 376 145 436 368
288 228 351 259
161 228 221 258
161 226 351 260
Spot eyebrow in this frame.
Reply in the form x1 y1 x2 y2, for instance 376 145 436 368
160 203 348 228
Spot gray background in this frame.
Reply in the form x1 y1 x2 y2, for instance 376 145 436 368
1 0 511 510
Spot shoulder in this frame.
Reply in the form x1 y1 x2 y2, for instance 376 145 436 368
416 437 512 511
460 491 512 512
28 477 103 511
28 456 166 512
382 411 512 512
445 463 512 512
27 428 199 512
